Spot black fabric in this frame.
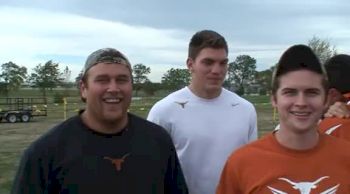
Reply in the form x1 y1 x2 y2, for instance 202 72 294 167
11 113 188 194
325 54 350 94
275 44 324 78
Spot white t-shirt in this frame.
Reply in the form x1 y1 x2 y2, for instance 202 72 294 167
147 87 257 194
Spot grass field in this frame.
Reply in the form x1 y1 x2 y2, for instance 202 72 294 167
0 92 277 193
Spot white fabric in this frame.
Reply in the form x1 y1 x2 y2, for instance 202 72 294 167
147 87 257 194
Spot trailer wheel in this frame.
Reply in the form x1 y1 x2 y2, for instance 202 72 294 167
6 114 17 123
21 114 31 122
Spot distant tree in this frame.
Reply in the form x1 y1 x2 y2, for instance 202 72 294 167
161 68 190 91
132 64 151 96
308 36 337 64
27 60 61 98
60 66 71 84
142 80 161 96
0 61 27 97
75 71 83 89
227 55 256 95
255 65 275 95
59 66 73 96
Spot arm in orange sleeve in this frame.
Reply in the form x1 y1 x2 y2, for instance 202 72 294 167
216 159 241 194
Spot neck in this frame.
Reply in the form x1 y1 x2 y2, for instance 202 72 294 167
81 111 127 134
275 126 319 150
188 84 222 99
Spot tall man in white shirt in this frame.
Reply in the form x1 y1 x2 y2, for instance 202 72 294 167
147 30 258 194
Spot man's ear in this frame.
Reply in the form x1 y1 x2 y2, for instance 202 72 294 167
187 58 194 73
80 80 87 99
326 88 342 107
271 94 277 108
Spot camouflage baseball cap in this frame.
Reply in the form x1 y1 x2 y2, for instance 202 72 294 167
82 48 132 77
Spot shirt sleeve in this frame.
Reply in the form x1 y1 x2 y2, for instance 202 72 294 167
216 158 241 194
248 104 258 142
164 141 188 194
11 147 50 194
147 102 172 134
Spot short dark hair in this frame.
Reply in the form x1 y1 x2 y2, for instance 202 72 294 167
324 54 350 94
271 44 329 95
188 30 228 60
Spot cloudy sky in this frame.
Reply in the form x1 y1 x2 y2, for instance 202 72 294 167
0 0 349 82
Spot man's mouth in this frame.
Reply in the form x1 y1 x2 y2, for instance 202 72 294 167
103 98 121 103
290 111 311 117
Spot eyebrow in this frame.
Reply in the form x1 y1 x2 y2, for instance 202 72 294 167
202 58 228 63
94 74 130 79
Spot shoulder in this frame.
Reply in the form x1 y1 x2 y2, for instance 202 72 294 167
320 134 350 160
222 89 255 109
148 87 189 115
129 113 172 143
153 88 189 106
321 133 350 147
25 116 81 156
226 133 272 165
229 134 272 161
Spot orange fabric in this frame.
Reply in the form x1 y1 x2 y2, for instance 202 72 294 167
319 104 350 141
216 132 350 194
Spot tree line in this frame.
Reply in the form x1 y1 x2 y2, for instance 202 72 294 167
0 36 337 97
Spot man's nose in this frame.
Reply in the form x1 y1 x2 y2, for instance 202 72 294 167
295 94 307 106
212 64 224 74
107 81 121 92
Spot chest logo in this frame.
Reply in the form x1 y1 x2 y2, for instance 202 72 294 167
175 101 188 108
267 176 339 194
104 153 130 171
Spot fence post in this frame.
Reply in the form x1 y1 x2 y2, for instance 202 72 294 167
63 97 67 120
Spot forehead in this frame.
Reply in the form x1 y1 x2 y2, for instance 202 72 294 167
195 48 228 60
278 69 324 90
87 62 131 77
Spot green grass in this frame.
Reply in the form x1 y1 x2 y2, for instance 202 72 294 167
0 91 276 194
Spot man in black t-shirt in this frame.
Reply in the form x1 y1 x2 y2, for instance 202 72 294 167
11 48 188 194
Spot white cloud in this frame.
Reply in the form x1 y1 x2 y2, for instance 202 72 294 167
0 6 189 82
1 1 350 83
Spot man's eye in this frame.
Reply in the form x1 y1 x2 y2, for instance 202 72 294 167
283 91 296 95
95 78 109 83
203 60 212 65
116 77 130 83
306 90 320 96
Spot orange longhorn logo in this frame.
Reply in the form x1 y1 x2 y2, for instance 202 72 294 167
104 153 130 171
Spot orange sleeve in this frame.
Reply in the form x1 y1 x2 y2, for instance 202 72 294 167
216 158 241 194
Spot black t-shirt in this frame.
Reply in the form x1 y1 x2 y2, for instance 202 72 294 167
11 113 188 194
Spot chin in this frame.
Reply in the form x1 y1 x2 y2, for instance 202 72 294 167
293 124 316 133
206 84 222 91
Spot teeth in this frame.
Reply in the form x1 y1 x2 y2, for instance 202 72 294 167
104 98 121 103
291 112 309 116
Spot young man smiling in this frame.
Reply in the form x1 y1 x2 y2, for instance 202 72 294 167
148 30 257 194
11 48 188 194
216 45 350 194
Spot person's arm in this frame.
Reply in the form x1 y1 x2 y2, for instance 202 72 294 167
248 105 258 141
216 158 240 194
324 101 350 118
164 143 188 194
11 148 49 194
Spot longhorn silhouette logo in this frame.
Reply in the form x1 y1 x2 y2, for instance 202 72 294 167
175 101 188 108
267 176 339 194
104 153 130 171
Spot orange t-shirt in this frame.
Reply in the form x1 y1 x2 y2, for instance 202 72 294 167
216 132 350 194
319 104 350 141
